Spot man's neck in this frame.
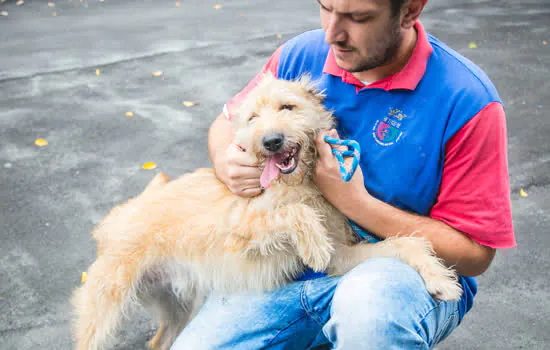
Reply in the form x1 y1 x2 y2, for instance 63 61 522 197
352 27 418 83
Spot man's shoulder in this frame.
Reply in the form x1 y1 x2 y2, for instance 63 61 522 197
284 29 327 50
277 29 330 79
426 35 500 102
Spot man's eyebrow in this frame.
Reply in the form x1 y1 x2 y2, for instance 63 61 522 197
316 0 375 16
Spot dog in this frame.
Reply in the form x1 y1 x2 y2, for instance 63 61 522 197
71 74 462 350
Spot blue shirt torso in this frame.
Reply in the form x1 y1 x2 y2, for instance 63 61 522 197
277 29 502 319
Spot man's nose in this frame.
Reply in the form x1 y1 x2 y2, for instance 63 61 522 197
325 13 347 45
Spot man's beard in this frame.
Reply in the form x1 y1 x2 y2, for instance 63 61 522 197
346 18 403 73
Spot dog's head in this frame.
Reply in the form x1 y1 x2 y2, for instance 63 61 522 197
233 74 334 188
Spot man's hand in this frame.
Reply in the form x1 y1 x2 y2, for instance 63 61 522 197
214 143 263 198
313 129 369 213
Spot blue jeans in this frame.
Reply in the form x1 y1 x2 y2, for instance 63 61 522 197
171 258 462 349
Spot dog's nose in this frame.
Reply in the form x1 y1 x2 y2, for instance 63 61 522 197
263 134 284 152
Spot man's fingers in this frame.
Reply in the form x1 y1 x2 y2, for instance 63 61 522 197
227 166 262 181
228 143 259 167
316 130 335 161
238 187 264 198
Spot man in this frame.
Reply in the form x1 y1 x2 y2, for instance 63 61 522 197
172 0 516 348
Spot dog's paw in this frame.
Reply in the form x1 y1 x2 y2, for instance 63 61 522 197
304 250 332 272
387 236 462 301
421 259 462 301
300 237 333 272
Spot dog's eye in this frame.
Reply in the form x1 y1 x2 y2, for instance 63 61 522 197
248 113 259 122
280 104 295 111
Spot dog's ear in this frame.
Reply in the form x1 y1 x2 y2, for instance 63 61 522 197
297 74 325 102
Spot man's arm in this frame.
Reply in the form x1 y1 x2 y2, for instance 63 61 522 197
314 130 495 276
346 193 496 277
313 101 518 278
208 113 263 197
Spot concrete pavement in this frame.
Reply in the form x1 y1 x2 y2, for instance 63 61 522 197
1 0 549 349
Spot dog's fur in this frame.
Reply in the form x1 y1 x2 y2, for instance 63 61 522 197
71 75 462 350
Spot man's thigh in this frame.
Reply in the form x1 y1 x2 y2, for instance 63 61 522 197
170 277 339 350
171 258 464 349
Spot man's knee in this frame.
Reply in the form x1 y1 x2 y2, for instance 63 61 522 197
324 258 433 348
333 257 427 311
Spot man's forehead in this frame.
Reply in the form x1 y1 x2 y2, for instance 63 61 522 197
318 0 387 13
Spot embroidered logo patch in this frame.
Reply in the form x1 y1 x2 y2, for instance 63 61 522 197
372 107 407 146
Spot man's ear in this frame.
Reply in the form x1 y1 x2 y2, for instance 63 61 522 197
401 0 427 29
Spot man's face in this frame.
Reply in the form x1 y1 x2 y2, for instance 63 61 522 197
319 0 404 74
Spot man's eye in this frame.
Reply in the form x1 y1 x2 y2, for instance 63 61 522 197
248 114 259 122
351 16 369 23
280 104 295 111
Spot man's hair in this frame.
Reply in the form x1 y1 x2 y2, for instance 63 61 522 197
390 0 408 16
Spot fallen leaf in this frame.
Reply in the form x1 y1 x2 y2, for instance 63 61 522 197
0 11 7 16
81 272 87 283
125 111 134 117
519 188 528 197
277 34 282 39
152 71 163 77
48 2 55 7
52 11 57 17
214 4 222 9
182 101 198 107
543 40 548 45
95 69 100 76
35 138 48 147
175 1 180 7
468 41 478 49
16 0 24 6
142 162 157 170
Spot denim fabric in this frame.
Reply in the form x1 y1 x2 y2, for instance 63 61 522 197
171 258 462 350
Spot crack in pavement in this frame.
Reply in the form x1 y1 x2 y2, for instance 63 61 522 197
0 42 217 85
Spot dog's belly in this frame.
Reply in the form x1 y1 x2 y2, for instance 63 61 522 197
140 251 303 302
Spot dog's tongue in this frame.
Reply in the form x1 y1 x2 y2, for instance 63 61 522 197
260 157 280 188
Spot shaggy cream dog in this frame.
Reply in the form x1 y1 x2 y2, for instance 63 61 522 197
71 75 461 350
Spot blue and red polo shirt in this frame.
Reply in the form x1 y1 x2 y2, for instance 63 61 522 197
224 21 516 319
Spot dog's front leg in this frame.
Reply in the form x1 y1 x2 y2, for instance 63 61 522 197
258 204 333 272
329 237 462 301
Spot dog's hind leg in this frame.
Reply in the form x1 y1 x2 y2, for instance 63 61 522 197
71 252 151 350
138 267 202 350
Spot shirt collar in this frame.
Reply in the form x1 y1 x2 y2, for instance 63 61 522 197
322 21 433 91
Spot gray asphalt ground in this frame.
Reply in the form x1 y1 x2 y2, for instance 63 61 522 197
1 0 549 349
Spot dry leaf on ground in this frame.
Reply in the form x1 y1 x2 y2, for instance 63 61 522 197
183 101 199 107
35 138 48 147
142 162 158 170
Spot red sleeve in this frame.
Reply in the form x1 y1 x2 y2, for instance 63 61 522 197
223 45 283 120
430 102 516 249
